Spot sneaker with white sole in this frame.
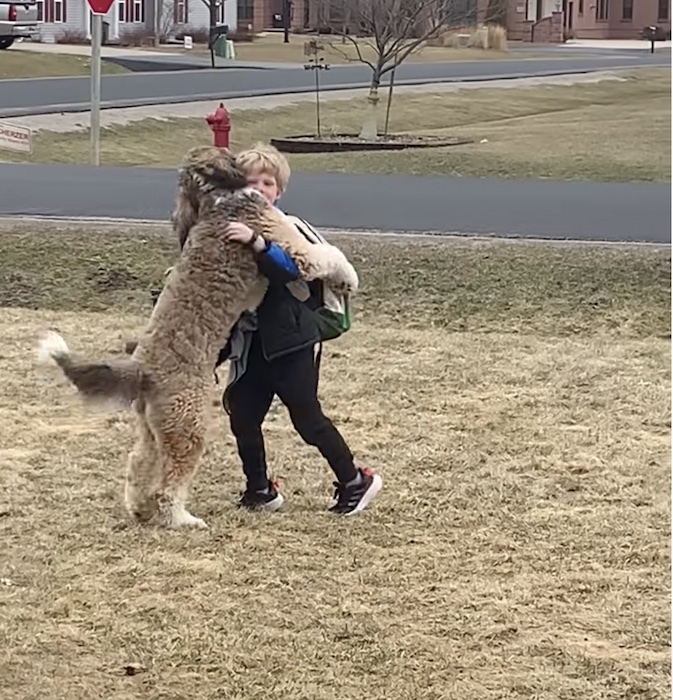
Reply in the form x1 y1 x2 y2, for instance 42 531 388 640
238 480 284 512
329 466 382 516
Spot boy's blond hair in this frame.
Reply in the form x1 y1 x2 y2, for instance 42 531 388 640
235 142 291 194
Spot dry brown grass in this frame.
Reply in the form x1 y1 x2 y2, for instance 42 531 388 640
154 31 512 64
5 69 670 183
0 49 128 78
0 221 670 699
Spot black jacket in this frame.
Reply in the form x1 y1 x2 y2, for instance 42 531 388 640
218 242 322 364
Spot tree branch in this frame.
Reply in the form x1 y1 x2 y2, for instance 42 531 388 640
329 33 379 72
325 0 465 83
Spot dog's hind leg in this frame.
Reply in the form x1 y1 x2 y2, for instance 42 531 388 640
151 396 208 530
124 400 162 523
157 436 207 530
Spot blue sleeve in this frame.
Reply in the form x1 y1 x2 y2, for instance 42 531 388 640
255 241 300 285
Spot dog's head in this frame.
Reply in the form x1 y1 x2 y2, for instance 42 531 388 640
172 145 249 249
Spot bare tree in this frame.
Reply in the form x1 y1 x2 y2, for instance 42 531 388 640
326 0 504 139
159 0 178 41
326 0 451 139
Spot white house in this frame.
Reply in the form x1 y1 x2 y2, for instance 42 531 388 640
36 0 237 44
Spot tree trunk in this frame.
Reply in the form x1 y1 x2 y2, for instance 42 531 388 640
359 74 381 140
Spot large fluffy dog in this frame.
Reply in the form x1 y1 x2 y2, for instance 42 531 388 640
37 145 358 530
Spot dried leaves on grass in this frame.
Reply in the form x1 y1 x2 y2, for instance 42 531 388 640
0 222 670 700
0 221 669 337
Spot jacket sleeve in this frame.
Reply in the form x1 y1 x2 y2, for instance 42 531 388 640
255 241 300 285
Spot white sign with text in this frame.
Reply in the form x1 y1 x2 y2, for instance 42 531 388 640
0 121 33 154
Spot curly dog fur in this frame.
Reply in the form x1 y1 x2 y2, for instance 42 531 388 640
37 145 358 530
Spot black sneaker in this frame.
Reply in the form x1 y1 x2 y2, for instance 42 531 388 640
329 466 382 516
238 480 284 512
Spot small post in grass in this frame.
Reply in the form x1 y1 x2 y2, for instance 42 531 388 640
383 66 396 137
303 39 330 138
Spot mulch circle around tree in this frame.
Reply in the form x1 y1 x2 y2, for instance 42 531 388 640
270 134 475 154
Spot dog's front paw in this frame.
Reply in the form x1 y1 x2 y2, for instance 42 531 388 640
331 263 359 295
306 245 359 295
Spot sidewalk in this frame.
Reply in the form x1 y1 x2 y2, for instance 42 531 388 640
563 38 671 50
10 40 305 69
8 70 627 133
12 39 184 59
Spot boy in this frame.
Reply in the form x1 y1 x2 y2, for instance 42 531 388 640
220 143 382 516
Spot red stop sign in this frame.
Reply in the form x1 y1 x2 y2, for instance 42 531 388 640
87 0 114 13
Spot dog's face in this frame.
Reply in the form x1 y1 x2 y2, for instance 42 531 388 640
172 145 249 249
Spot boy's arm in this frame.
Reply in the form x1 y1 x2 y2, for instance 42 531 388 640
254 240 300 285
223 221 299 285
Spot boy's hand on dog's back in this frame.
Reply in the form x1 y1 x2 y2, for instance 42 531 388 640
225 222 266 254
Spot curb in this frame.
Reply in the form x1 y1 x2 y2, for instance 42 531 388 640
0 215 666 248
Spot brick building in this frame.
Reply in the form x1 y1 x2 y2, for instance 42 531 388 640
239 0 307 32
243 0 670 41
503 0 670 40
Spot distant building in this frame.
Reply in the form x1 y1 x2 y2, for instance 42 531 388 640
245 0 671 42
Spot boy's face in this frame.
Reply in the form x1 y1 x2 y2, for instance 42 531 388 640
246 167 281 206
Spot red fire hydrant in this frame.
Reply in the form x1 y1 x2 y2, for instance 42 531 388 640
206 103 231 148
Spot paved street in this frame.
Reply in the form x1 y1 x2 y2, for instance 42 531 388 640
0 54 668 117
0 163 669 243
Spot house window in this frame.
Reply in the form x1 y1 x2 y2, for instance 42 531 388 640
595 0 608 19
237 0 254 22
578 0 583 15
174 0 187 23
658 0 669 19
133 0 143 21
53 0 64 21
621 0 633 18
118 0 125 21
39 0 66 21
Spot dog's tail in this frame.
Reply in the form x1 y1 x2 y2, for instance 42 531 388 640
37 331 151 408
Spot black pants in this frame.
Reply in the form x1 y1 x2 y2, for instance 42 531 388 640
227 334 358 491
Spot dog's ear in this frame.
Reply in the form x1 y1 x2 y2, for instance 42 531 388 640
183 145 248 192
172 145 249 248
172 181 198 250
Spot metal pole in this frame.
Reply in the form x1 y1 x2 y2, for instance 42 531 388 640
154 0 160 45
90 11 102 166
315 63 321 138
283 0 290 43
384 67 396 137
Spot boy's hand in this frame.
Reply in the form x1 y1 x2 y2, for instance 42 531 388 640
225 221 254 244
224 222 266 254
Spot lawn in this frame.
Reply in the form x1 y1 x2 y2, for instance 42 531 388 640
0 219 670 700
0 49 128 78
5 68 670 182
157 32 513 64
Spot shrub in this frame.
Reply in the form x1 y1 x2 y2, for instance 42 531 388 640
118 26 157 47
174 24 210 44
55 28 89 44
